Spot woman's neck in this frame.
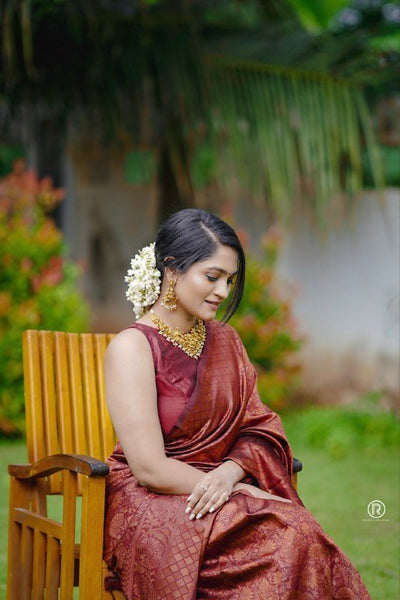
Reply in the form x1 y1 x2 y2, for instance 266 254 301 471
141 302 197 333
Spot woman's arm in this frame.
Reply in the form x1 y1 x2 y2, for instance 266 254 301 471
105 328 201 493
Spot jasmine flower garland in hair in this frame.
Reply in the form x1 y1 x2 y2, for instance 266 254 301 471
125 242 161 319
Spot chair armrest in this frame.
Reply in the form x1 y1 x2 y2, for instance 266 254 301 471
292 457 303 473
8 453 109 479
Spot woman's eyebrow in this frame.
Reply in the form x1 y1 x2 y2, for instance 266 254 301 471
206 267 238 277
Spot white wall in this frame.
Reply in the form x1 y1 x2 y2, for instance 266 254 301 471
277 189 399 406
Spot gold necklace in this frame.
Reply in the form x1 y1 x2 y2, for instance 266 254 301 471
150 310 206 359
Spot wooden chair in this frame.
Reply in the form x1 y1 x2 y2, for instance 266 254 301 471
7 329 303 599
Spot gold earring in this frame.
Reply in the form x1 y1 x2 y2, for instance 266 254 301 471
161 278 177 311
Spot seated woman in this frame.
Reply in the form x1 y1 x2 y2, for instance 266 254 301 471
103 208 371 599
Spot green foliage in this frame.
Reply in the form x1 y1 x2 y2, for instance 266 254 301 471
284 393 400 460
287 0 349 31
0 145 25 177
0 1 386 229
0 160 89 436
123 150 157 185
221 224 303 411
363 145 400 187
191 142 218 188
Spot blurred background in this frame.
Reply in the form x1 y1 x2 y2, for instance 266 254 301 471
0 1 399 597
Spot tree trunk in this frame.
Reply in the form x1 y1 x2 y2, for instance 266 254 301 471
157 139 194 224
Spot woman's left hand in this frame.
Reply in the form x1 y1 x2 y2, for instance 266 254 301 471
185 461 245 520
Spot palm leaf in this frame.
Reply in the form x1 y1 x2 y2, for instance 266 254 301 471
191 56 383 224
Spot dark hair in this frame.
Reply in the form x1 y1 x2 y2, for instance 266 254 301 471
155 208 245 322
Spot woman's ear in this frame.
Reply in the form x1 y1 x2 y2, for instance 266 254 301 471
163 257 177 279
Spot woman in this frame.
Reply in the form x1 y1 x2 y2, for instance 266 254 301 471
103 209 371 599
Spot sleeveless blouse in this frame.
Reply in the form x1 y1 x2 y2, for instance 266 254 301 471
127 322 210 436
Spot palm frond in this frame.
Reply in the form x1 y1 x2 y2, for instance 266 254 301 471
186 56 384 225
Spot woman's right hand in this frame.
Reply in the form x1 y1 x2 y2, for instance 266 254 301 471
233 482 292 504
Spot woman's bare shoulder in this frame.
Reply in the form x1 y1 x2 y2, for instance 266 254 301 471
105 326 152 362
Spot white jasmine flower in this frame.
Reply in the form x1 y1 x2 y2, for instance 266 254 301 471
125 242 161 319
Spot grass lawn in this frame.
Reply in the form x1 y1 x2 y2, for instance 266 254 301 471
1 428 399 600
283 413 400 600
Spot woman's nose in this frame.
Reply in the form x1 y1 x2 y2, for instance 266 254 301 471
215 279 229 299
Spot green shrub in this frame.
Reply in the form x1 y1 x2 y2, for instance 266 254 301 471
0 160 89 436
284 393 400 459
220 222 304 411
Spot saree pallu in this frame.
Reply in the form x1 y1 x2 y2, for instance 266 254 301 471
103 320 371 600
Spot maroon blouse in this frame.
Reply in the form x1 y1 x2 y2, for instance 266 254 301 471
127 322 209 436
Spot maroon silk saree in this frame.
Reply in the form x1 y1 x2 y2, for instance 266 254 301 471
103 320 371 599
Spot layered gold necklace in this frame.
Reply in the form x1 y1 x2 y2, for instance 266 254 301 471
150 310 206 359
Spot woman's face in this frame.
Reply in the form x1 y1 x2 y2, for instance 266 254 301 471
174 244 238 321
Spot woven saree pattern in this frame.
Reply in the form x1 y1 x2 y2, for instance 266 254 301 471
103 321 370 600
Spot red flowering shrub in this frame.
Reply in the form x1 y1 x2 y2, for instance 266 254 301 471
0 160 89 436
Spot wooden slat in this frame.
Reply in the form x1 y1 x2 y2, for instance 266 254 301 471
20 524 33 599
81 334 102 459
67 332 87 494
54 332 74 454
46 536 61 599
39 331 59 457
39 330 61 495
67 333 87 456
60 470 77 600
13 508 63 538
7 477 29 600
7 519 21 600
23 330 45 463
6 522 22 600
31 479 48 516
79 476 106 599
32 530 46 599
106 334 118 453
94 334 115 459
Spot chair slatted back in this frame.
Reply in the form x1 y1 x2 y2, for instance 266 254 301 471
23 330 116 494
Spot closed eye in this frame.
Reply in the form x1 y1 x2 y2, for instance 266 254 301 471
207 275 235 285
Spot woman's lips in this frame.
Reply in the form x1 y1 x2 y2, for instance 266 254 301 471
205 300 220 310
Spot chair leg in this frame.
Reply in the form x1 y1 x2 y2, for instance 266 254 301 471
7 478 30 600
79 477 107 599
60 471 77 600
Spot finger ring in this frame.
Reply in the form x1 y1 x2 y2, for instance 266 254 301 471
200 484 208 492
